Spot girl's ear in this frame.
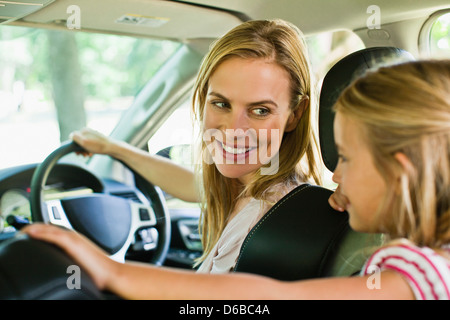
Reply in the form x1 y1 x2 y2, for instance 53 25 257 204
285 97 308 132
394 152 413 173
393 152 415 196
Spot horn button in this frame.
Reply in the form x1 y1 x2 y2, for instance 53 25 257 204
61 194 132 254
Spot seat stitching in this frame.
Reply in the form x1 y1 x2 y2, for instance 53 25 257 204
235 184 312 267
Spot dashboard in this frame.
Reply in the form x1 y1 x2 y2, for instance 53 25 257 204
0 188 30 232
0 162 202 269
0 162 120 235
1 183 96 232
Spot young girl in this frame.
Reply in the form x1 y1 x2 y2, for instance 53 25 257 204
24 59 450 299
64 19 322 273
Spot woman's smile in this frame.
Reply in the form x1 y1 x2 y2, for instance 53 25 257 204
216 139 257 163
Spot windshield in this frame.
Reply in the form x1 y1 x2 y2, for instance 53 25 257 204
0 26 180 169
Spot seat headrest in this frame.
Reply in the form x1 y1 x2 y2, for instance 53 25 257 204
234 184 351 280
318 47 414 172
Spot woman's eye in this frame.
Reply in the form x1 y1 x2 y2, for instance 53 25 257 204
252 108 270 117
211 101 229 109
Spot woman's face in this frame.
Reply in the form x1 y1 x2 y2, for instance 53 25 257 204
332 112 387 232
202 57 300 184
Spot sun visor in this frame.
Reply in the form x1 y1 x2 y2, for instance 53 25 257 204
13 0 243 42
0 0 55 24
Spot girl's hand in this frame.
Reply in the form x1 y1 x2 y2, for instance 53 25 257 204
22 223 117 290
328 185 349 212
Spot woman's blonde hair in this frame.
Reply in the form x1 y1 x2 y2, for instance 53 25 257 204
192 19 322 264
334 60 450 248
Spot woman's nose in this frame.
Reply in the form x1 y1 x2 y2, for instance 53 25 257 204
227 109 249 131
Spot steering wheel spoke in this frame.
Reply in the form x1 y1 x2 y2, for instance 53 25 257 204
44 197 159 263
44 199 74 229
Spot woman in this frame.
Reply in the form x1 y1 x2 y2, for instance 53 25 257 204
68 19 322 273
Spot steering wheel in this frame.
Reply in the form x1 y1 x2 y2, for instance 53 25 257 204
29 141 171 266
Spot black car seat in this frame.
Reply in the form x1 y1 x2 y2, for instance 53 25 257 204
233 47 414 281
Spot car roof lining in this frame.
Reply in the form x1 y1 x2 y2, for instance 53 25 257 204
183 0 450 34
3 0 450 42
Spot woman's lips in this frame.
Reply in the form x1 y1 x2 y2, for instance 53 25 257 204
216 140 257 163
222 143 254 155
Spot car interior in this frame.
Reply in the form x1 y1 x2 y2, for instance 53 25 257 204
0 0 449 299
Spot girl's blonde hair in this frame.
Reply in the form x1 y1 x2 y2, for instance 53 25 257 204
192 19 322 264
334 60 450 248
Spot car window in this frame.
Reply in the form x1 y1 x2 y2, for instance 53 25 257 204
307 30 365 82
429 12 450 58
0 26 180 170
148 100 198 158
147 100 200 209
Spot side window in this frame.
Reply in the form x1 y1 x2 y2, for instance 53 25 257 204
430 12 450 58
147 100 197 159
421 11 450 58
147 100 200 209
307 30 365 82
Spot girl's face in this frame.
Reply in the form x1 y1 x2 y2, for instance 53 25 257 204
332 112 387 232
203 57 301 184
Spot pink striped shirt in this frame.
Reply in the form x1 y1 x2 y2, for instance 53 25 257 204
362 242 450 300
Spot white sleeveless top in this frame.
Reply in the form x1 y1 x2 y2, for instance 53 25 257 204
197 181 301 274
